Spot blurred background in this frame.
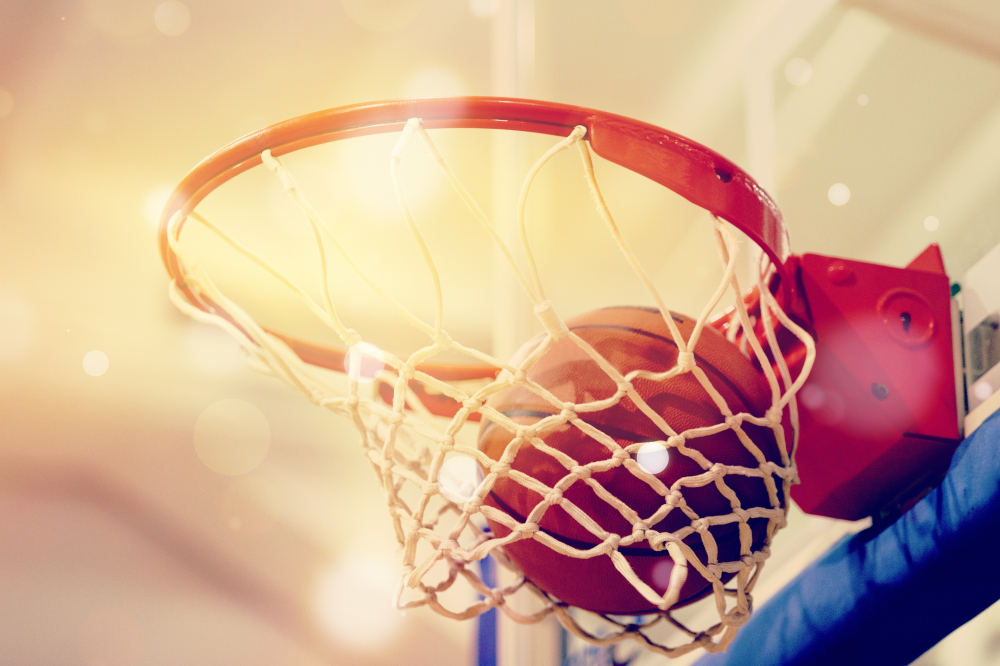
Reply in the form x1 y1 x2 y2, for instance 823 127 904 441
2 0 1000 664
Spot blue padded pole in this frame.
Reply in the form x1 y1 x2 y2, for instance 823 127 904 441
477 554 498 666
695 410 1000 666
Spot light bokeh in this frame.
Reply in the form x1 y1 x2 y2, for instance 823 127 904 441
828 182 851 206
0 293 33 361
314 550 404 651
973 380 993 402
154 1 191 37
635 441 669 475
83 350 110 377
785 58 813 86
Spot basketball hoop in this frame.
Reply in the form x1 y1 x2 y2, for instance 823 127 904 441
159 97 816 657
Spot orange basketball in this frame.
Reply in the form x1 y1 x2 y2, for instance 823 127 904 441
478 306 787 614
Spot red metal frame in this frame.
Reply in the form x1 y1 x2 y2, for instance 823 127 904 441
158 97 963 521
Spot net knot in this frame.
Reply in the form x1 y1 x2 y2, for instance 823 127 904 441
545 488 563 505
733 508 749 522
465 496 483 511
440 435 455 451
677 351 696 372
571 465 591 480
692 518 711 532
560 406 577 421
387 412 406 427
534 300 569 341
611 449 630 464
490 462 512 476
433 331 453 348
439 538 459 553
741 554 756 568
346 395 361 408
516 426 537 440
463 397 482 412
766 406 783 426
667 435 684 449
725 414 743 428
724 608 751 627
710 462 726 477
342 329 362 348
666 490 685 507
632 521 649 537
512 369 528 386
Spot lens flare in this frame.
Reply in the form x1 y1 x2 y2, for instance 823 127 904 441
438 455 484 503
635 441 669 474
344 342 386 383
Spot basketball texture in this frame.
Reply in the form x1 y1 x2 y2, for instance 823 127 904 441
478 306 787 614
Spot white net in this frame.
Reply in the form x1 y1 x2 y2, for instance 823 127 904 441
165 118 816 657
